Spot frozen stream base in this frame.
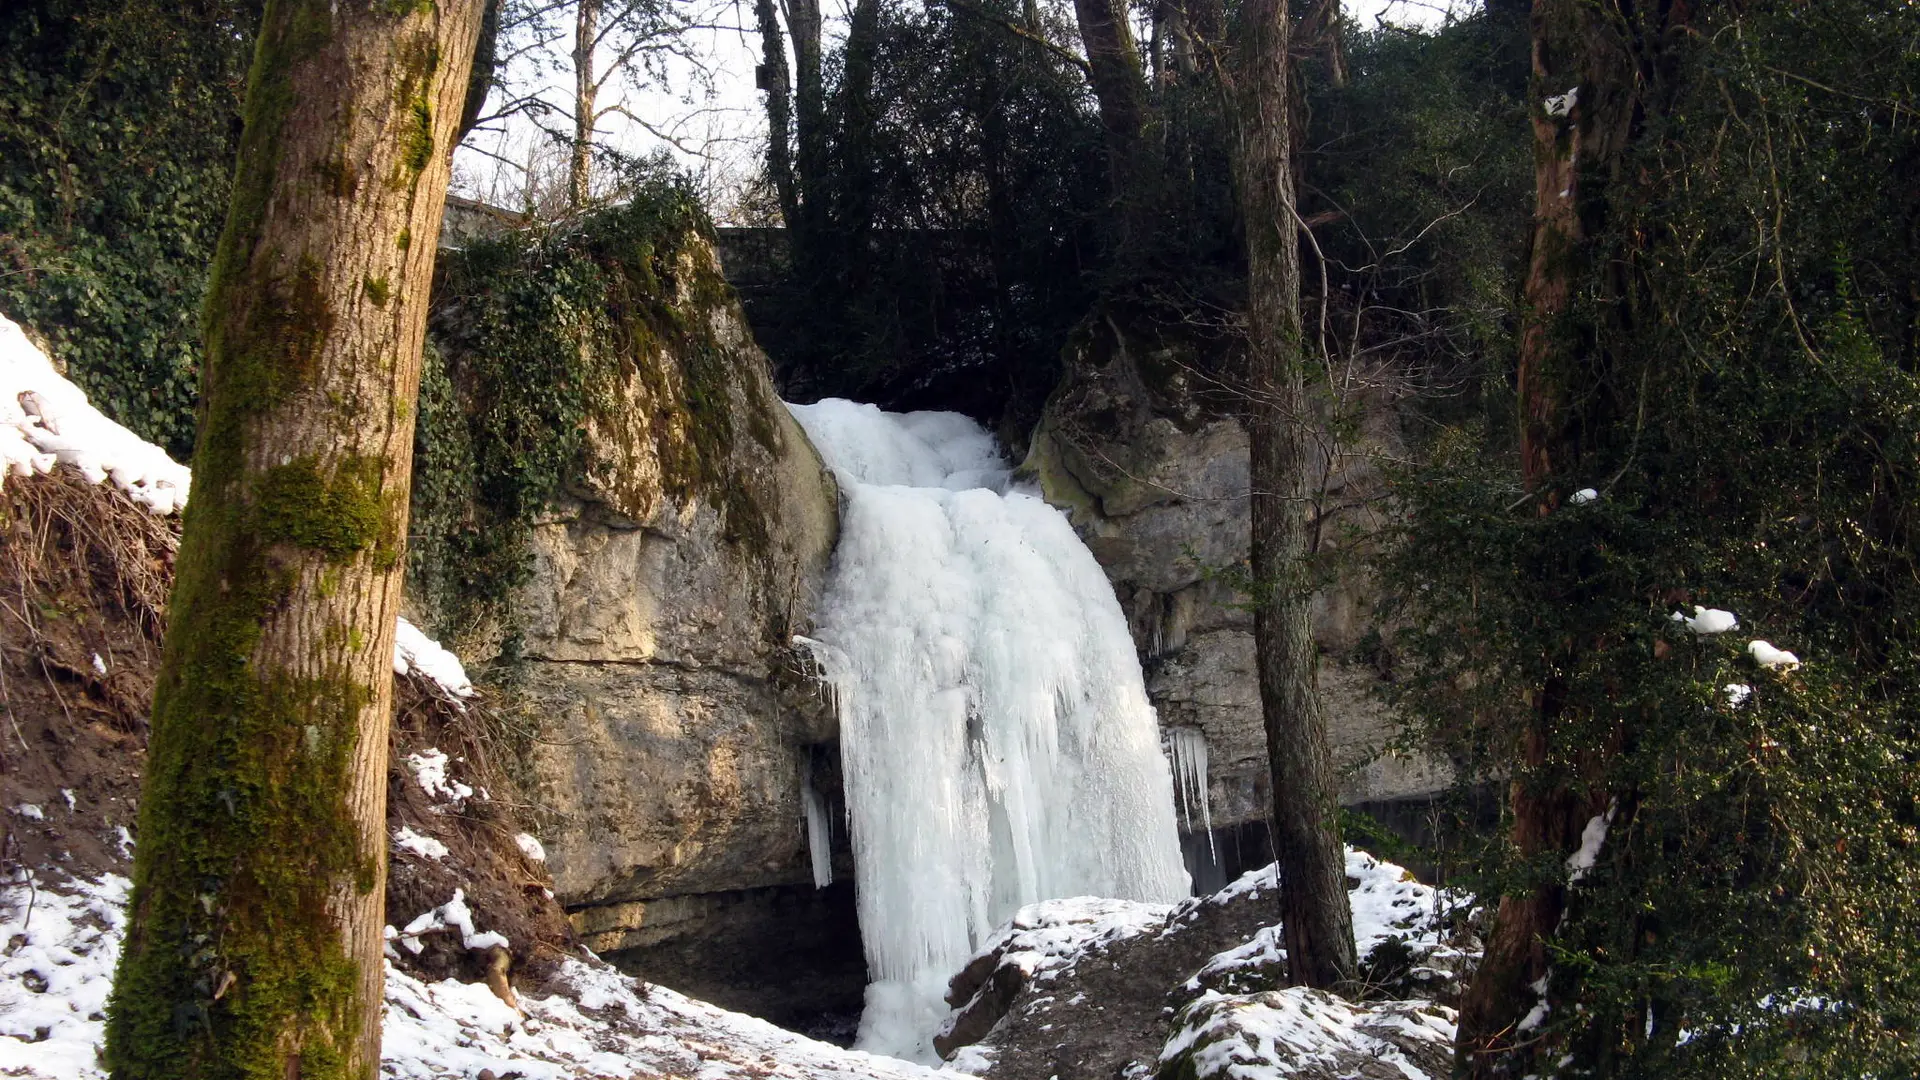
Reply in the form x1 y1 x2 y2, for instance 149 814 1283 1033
788 400 1191 1062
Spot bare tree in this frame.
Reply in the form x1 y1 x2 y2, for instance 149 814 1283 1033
103 1 484 1076
1229 0 1357 990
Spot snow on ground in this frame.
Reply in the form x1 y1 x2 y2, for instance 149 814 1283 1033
1 316 189 514
0 874 127 1079
1158 988 1454 1080
1155 851 1465 1080
1 872 943 1080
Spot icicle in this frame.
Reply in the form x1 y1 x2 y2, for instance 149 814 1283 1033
788 399 1190 1063
801 758 833 889
1164 727 1216 864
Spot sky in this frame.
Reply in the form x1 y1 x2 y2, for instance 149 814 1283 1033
451 0 1475 219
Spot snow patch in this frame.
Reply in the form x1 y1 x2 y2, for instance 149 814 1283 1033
1566 802 1617 885
405 748 474 808
1749 639 1801 670
1671 605 1738 635
392 826 450 862
0 314 191 514
515 832 547 863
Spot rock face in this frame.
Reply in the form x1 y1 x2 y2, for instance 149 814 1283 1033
1021 313 1447 842
497 234 859 1022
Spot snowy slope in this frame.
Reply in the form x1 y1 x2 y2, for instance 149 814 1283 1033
0 872 941 1080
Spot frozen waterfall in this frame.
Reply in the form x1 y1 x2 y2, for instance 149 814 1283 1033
788 399 1190 1062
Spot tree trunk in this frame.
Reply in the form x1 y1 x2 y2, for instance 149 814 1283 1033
103 2 482 1076
570 0 600 208
790 0 826 243
1231 0 1356 992
1072 0 1149 198
1454 2 1690 1074
755 0 798 229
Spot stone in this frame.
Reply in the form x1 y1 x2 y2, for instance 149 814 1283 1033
510 234 840 911
1022 312 1447 833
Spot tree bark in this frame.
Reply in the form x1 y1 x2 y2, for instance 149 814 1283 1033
790 0 826 243
570 0 601 208
755 0 798 229
1072 0 1149 195
103 2 482 1076
1231 0 1357 991
1454 2 1691 1074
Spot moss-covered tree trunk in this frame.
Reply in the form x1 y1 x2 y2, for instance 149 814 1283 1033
104 2 483 1077
1231 0 1356 991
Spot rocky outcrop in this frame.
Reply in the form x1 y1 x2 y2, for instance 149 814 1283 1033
487 233 856 1019
1021 312 1447 836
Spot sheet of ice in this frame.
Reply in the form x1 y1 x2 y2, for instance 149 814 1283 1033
789 399 1189 1062
0 314 190 514
804 768 835 890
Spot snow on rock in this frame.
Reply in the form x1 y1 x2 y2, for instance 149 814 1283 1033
1749 639 1801 670
393 618 475 700
1671 605 1738 635
1158 988 1455 1080
1 874 940 1080
392 826 450 862
0 873 128 1079
971 896 1175 988
0 314 190 514
11 804 43 822
789 399 1189 1061
405 748 474 808
515 833 547 863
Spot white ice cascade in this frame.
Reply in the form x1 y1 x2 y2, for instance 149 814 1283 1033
788 399 1190 1062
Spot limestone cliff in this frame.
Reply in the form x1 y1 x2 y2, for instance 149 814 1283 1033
1020 312 1446 847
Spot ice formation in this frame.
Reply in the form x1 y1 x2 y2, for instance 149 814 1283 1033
803 759 835 889
788 399 1190 1062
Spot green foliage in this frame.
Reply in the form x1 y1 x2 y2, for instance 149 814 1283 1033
0 0 257 461
746 0 1105 425
410 174 725 647
1385 3 1920 1073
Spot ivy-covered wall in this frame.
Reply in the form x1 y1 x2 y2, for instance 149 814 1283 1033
409 182 789 658
0 0 258 462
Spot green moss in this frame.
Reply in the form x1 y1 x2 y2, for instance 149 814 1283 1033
395 227 411 251
255 455 387 559
409 182 785 642
363 275 390 307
